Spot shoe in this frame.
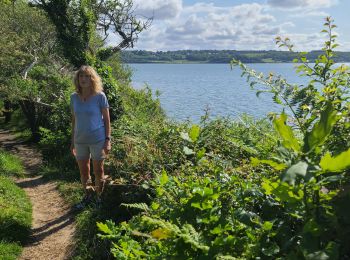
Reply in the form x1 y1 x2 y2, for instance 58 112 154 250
93 196 102 209
86 178 93 187
74 193 93 211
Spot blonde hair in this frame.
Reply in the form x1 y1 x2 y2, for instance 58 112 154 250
73 65 103 94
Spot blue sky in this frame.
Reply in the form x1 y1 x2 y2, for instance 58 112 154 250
108 0 349 51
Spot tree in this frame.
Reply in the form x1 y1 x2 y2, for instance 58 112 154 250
32 0 151 67
0 0 69 139
30 0 151 122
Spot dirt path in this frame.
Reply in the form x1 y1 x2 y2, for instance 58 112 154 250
0 129 76 260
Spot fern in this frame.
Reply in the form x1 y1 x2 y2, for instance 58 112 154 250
178 224 209 253
120 203 149 212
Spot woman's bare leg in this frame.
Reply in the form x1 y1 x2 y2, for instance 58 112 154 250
77 159 91 191
92 159 105 194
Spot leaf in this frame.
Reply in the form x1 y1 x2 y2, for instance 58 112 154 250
320 148 350 172
236 209 259 226
262 221 273 231
261 179 275 195
151 228 171 240
318 175 342 184
262 243 280 256
120 203 149 212
159 169 168 185
303 242 339 260
191 202 202 210
304 103 338 152
196 147 206 160
97 222 112 235
325 242 339 260
273 112 301 152
151 202 160 210
189 124 200 142
305 251 329 260
180 132 192 142
183 146 195 155
281 161 308 185
303 219 322 236
192 187 213 197
251 157 287 171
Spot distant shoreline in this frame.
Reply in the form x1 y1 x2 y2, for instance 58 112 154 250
126 61 350 64
120 50 350 64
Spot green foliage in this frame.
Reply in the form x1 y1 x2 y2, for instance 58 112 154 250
0 0 61 125
2 54 72 140
230 17 350 258
0 176 32 244
34 0 97 67
0 149 25 177
95 62 124 121
121 50 350 64
0 0 58 81
120 203 150 212
97 116 277 258
35 0 150 67
98 162 272 259
304 102 338 152
72 208 115 260
105 53 132 87
320 148 350 172
273 112 301 152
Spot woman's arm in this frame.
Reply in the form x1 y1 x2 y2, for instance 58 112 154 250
71 114 76 155
102 107 111 154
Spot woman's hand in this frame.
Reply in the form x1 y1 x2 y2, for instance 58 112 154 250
103 140 111 155
70 143 76 156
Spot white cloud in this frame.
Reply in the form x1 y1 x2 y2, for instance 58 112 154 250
289 10 329 17
267 0 337 9
133 0 182 20
106 1 347 51
143 3 284 50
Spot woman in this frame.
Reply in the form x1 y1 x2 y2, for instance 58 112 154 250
70 65 111 208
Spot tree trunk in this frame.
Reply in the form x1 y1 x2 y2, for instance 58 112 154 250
19 100 40 142
3 100 12 123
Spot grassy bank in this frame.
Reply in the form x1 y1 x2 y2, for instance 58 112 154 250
0 150 32 259
0 148 25 177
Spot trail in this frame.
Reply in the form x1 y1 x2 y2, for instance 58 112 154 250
0 129 76 260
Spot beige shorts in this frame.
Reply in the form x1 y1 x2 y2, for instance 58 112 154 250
74 140 106 161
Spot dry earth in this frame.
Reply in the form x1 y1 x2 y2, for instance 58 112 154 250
0 129 76 260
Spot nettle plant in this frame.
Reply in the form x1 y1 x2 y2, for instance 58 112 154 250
232 17 350 258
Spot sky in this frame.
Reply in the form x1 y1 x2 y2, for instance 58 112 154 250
106 0 350 51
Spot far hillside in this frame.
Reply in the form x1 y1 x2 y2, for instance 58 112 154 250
121 50 350 63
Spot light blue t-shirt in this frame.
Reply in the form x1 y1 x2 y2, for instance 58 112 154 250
70 92 109 144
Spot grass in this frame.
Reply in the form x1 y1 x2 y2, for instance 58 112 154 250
57 181 84 205
0 149 31 259
0 176 32 259
0 241 22 260
0 149 25 177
